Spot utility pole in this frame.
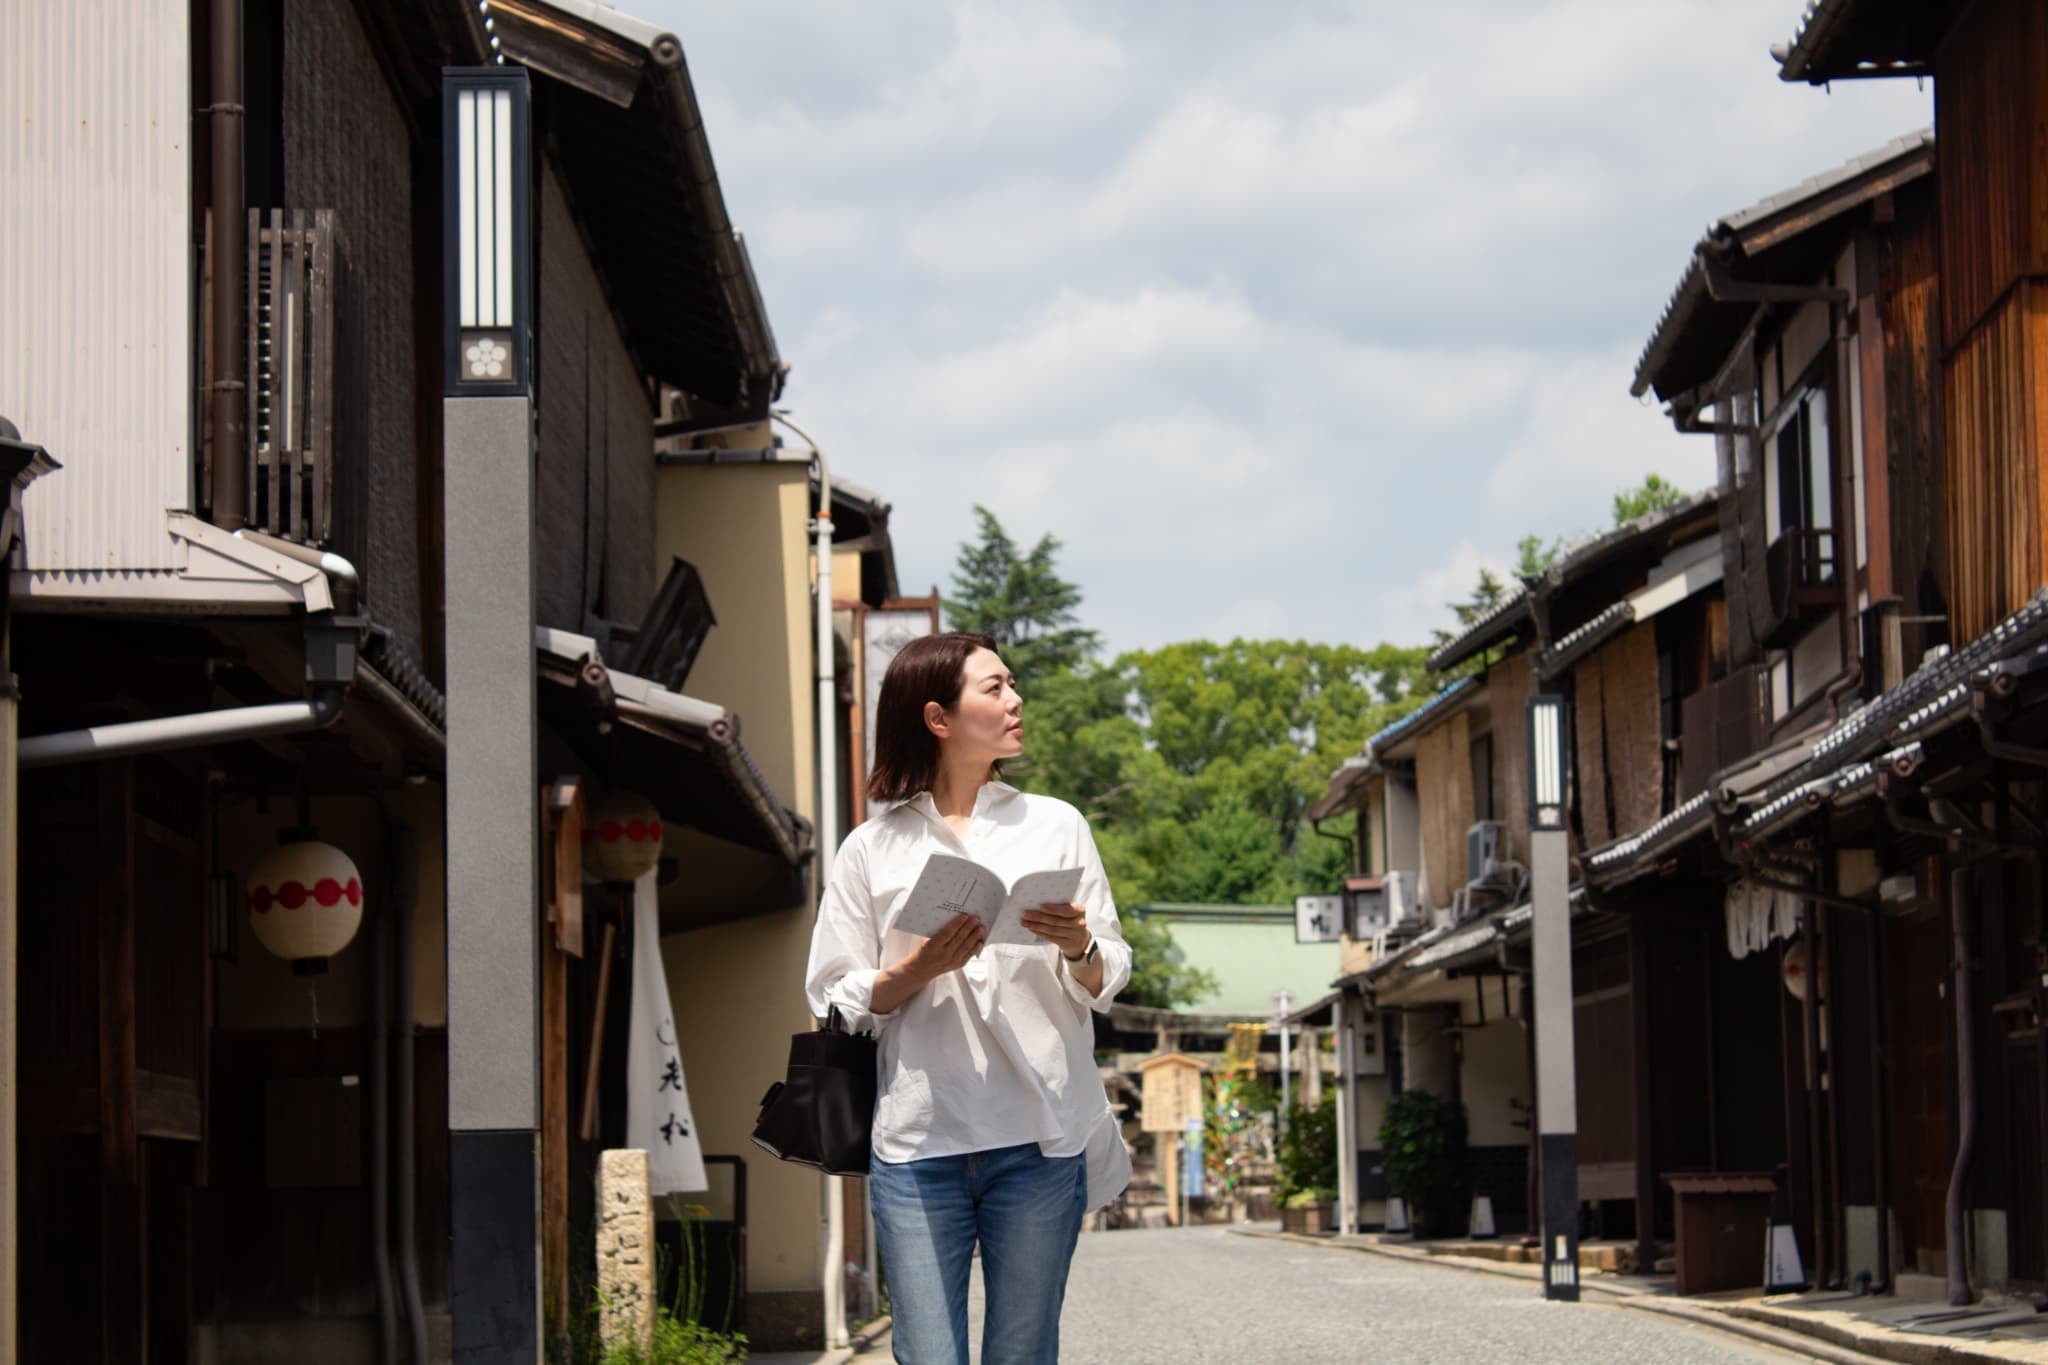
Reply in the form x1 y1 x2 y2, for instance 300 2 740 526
1526 694 1579 1301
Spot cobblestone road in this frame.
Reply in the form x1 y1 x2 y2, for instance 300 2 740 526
855 1225 1830 1364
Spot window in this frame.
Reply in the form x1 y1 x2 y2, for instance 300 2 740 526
1469 731 1494 822
1773 381 1833 581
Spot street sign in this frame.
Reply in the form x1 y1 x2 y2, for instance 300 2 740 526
1139 1053 1205 1133
1294 894 1343 943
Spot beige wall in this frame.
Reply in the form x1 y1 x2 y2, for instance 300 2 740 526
654 462 815 814
216 783 447 1031
653 460 825 1297
1456 1007 1528 1150
661 910 820 1293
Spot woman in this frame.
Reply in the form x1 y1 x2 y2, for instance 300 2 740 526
806 632 1132 1365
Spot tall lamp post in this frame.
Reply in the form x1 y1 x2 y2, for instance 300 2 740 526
441 64 542 1361
1526 693 1579 1301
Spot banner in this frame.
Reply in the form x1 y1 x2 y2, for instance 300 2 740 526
625 869 706 1195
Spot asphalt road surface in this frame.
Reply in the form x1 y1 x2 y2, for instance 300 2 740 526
853 1225 1831 1364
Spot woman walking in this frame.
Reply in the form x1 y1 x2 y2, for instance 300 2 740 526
806 632 1131 1365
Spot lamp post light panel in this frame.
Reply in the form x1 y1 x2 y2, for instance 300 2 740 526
443 68 532 397
1526 694 1568 829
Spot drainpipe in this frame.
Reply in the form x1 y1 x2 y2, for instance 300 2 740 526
387 823 429 1363
368 846 398 1363
209 0 247 530
1946 863 1977 1307
1 420 59 1365
1335 988 1357 1236
775 411 847 1351
18 687 345 768
18 547 361 768
1799 897 1830 1288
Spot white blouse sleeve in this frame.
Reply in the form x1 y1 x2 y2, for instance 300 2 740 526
1059 807 1130 1012
803 834 893 1033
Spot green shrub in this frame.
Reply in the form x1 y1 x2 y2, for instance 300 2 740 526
1282 1186 1337 1210
1275 1087 1338 1204
1376 1088 1467 1218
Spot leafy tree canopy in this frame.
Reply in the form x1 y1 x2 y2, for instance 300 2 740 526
944 505 1099 678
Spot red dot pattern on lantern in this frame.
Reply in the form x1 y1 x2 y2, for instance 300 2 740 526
246 839 366 963
581 817 664 845
249 876 365 914
582 791 665 883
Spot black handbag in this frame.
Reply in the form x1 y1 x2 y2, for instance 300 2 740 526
750 1006 877 1176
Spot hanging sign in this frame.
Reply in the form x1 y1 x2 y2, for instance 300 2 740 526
625 868 706 1194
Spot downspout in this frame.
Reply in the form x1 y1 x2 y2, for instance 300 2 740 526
1826 291 1864 721
388 823 429 1364
209 0 247 530
1800 896 1830 1287
1310 816 1356 875
1335 988 1357 1235
1946 863 1977 1307
368 845 398 1363
18 546 361 768
775 411 847 1351
18 687 345 768
0 424 58 1365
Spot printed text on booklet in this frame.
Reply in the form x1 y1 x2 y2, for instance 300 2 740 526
891 855 1083 947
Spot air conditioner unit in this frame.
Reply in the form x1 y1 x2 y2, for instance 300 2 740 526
1343 875 1388 937
1347 870 1422 935
1466 820 1509 888
1384 870 1421 929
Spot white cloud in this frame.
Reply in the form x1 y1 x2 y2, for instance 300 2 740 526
1377 542 1518 651
619 0 1930 654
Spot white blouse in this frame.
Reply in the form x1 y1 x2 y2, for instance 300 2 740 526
805 781 1133 1208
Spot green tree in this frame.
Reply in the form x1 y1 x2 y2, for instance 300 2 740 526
1516 532 1564 579
1154 779 1291 904
1011 640 1432 908
1612 472 1691 525
944 505 1099 678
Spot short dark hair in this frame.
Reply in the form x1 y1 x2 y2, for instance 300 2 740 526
867 631 1001 803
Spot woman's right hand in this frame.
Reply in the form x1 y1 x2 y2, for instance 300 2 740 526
871 914 985 1014
905 913 986 980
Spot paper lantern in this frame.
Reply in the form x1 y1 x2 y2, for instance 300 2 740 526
583 789 664 884
247 839 364 970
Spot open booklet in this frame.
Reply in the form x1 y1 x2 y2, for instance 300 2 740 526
891 854 1084 948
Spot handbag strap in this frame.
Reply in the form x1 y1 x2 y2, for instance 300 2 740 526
823 1004 870 1038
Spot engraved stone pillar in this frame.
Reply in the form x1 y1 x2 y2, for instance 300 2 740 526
598 1149 655 1351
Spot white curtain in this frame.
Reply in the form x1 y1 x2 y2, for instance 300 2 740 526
1724 880 1801 960
625 868 706 1195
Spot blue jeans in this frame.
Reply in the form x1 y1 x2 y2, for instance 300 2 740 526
869 1143 1087 1365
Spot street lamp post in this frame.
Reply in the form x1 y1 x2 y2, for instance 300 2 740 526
440 64 543 1361
1526 693 1580 1301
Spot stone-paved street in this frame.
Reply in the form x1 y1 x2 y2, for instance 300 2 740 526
854 1225 1830 1364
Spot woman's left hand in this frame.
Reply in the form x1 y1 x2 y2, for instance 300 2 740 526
1021 902 1091 958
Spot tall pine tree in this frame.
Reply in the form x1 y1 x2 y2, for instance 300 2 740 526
944 505 1099 678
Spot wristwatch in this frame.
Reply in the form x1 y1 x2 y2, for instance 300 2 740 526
1063 936 1099 966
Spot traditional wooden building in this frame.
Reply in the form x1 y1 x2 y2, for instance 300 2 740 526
1 0 893 1356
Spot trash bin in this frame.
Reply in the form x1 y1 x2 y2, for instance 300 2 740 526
1665 1172 1776 1295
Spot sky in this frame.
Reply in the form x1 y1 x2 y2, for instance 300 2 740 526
612 0 1930 657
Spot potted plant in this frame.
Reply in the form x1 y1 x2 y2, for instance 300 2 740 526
1282 1186 1339 1234
1376 1089 1468 1239
1274 1088 1339 1232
